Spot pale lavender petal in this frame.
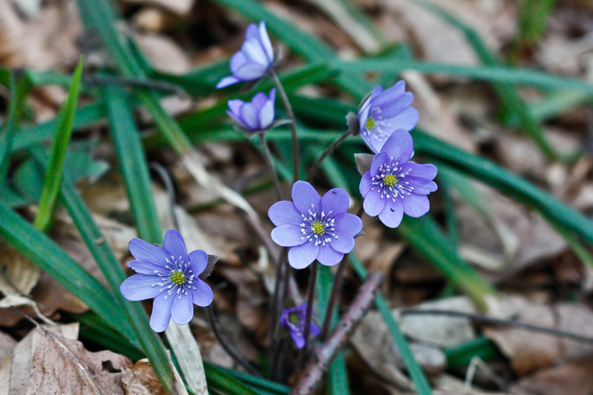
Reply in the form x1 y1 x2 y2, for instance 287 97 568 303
370 152 388 177
321 188 349 215
216 75 241 89
384 107 419 133
259 21 274 61
164 229 188 262
191 280 214 307
288 242 319 269
379 130 414 163
291 181 321 215
268 201 302 226
251 91 268 110
150 293 174 332
230 51 248 72
228 99 243 115
291 331 306 349
407 178 438 195
310 322 321 336
363 191 386 217
271 224 305 247
171 293 194 325
378 199 404 228
188 250 208 276
403 194 430 217
333 213 363 237
359 171 373 197
317 246 344 266
378 92 414 118
245 23 259 40
126 260 167 275
407 162 438 180
234 63 268 80
330 231 355 253
242 39 268 65
226 109 245 127
120 274 164 301
258 99 274 129
129 238 169 265
240 102 259 129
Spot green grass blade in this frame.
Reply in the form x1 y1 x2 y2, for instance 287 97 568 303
205 363 289 395
203 363 265 395
105 85 163 243
508 0 557 64
350 254 433 395
444 336 501 368
33 57 84 232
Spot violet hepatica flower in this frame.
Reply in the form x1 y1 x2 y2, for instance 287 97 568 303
281 304 320 349
227 88 276 134
360 130 438 228
358 81 419 153
120 229 214 332
269 181 363 269
216 21 274 89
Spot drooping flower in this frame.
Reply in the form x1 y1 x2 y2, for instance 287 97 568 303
358 81 419 153
269 181 362 269
216 21 274 89
280 304 320 349
360 130 437 228
226 89 276 134
120 230 214 332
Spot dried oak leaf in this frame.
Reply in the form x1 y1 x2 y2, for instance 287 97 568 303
121 359 167 395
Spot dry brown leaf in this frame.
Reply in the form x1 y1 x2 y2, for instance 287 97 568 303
510 358 593 395
0 240 42 302
0 331 16 366
120 0 195 15
132 32 192 74
121 359 167 395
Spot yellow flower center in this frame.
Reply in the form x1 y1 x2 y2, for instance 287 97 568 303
169 270 186 286
311 221 325 235
384 174 397 187
365 116 376 130
288 313 300 324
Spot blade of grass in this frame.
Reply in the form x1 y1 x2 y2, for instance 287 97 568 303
203 363 265 395
508 0 557 64
444 336 501 368
33 57 84 232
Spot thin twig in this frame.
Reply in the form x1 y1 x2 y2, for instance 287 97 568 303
297 262 319 370
400 309 593 344
259 133 283 201
319 255 349 340
306 130 352 182
269 70 299 183
291 273 384 395
206 305 261 376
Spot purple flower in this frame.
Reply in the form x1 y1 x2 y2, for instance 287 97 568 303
269 181 362 269
360 130 438 228
216 21 274 89
120 230 214 332
358 81 419 153
227 89 276 134
281 304 320 349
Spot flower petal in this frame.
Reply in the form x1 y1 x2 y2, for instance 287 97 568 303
380 130 414 163
268 201 302 226
129 238 169 264
164 229 188 263
230 51 248 72
291 181 321 215
317 246 344 266
330 231 355 254
251 91 268 110
245 23 260 40
226 109 246 128
241 39 268 65
333 213 363 237
216 75 240 89
188 250 208 276
227 99 244 115
240 102 259 129
259 21 274 62
310 322 321 336
120 274 164 301
407 162 438 180
171 294 194 325
290 331 306 349
385 107 419 133
370 152 388 177
191 280 214 307
150 293 174 332
234 63 268 80
378 198 404 228
407 178 438 195
288 242 319 269
359 171 372 196
403 194 430 217
258 98 275 129
321 188 349 215
363 191 386 217
271 224 305 247
126 260 167 276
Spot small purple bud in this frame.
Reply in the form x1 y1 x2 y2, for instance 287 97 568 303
280 304 321 349
226 89 276 134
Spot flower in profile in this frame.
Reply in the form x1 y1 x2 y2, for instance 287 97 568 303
216 21 274 89
269 181 362 268
281 304 320 349
120 230 214 332
360 130 437 228
358 81 419 153
227 89 276 135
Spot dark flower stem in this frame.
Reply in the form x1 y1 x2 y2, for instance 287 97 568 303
319 255 349 341
269 70 299 183
207 305 261 376
259 133 283 201
306 129 352 182
297 261 319 370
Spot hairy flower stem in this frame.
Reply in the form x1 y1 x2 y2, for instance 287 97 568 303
270 70 299 183
259 133 283 201
319 255 349 341
207 305 261 376
297 262 319 370
306 129 352 182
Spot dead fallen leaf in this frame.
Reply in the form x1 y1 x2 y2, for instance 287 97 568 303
0 331 16 366
132 32 192 74
510 358 593 395
120 0 195 16
121 359 167 395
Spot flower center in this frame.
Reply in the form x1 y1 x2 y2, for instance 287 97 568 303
384 174 397 187
169 270 186 286
288 313 300 324
311 221 325 235
365 116 376 130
